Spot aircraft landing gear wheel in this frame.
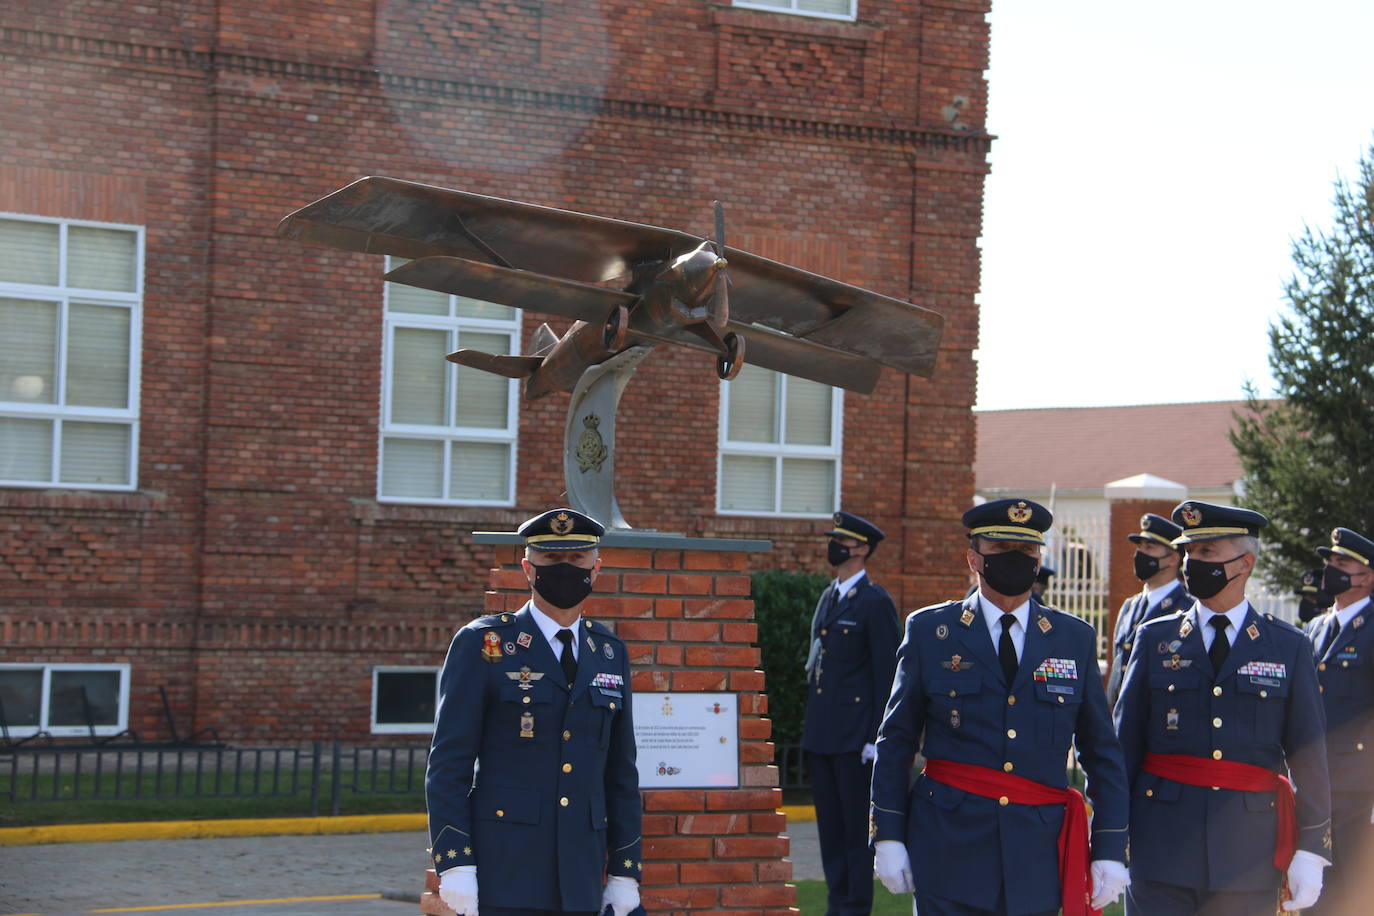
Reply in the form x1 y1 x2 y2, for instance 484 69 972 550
717 333 744 380
603 305 629 352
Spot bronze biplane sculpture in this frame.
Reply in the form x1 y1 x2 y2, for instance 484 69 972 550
277 177 944 528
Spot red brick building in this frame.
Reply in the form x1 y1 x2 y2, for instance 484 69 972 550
0 0 991 744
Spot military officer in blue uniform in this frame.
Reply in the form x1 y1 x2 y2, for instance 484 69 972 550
426 509 642 916
1304 527 1374 915
871 498 1131 915
1298 567 1335 624
802 511 900 916
1114 501 1332 915
1106 514 1191 705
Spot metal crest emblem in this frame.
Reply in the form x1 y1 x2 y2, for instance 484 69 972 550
1179 620 1194 638
551 512 574 535
834 512 844 526
1037 616 1052 634
575 414 609 473
935 624 949 640
1333 528 1343 544
506 666 546 690
1355 615 1366 630
1180 504 1203 527
1139 513 1151 530
481 631 503 662
1246 623 1260 641
1166 708 1179 730
949 709 961 729
604 641 614 659
519 711 534 739
517 632 533 649
959 608 975 627
1007 501 1032 524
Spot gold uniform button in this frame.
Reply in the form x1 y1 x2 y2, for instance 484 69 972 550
522 696 531 704
1320 685 1325 693
562 763 573 773
1359 743 1366 751
820 629 828 636
949 690 957 697
610 702 616 710
817 688 823 694
1007 729 1017 739
496 809 504 818
1259 690 1268 699
1057 696 1064 704
1212 717 1222 728
1343 661 1350 668
1124 642 1132 651
1319 663 1327 671
1213 686 1223 696
1146 789 1154 797
560 796 569 807
998 796 1009 806
1167 684 1176 693
1007 696 1016 706
1212 750 1223 760
854 696 862 702
1003 762 1013 772
563 730 572 741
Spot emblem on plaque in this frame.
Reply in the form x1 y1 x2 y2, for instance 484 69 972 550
575 414 609 473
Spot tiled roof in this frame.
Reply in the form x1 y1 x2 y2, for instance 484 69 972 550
975 400 1271 491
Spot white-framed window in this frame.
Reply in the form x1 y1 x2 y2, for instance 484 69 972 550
380 257 520 505
0 663 132 738
371 666 439 734
717 364 842 516
0 214 142 490
732 0 857 22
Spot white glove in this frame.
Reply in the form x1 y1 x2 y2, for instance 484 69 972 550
860 743 877 763
1089 859 1130 910
1282 849 1327 911
1369 803 1373 825
874 840 915 894
602 875 639 916
438 865 478 915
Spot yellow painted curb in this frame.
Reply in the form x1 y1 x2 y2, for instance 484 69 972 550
780 804 815 822
0 813 428 846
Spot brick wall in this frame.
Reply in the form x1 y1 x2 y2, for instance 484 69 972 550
0 0 992 743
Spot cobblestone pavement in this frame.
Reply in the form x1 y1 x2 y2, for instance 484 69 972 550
0 822 821 916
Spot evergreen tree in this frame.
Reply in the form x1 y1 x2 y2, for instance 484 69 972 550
1231 143 1374 587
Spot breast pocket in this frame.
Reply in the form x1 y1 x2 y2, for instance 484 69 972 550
499 679 556 744
1330 651 1365 698
1034 679 1084 747
1149 668 1204 738
587 687 622 747
1235 673 1289 740
828 617 868 662
929 676 981 733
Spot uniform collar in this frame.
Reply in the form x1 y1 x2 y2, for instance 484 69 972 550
976 591 1030 635
526 601 583 657
1192 598 1248 645
1336 595 1371 629
834 568 868 599
1146 580 1180 607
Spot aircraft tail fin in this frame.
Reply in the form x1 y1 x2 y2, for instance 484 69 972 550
445 349 543 380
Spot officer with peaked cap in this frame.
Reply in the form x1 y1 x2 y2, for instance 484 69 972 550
1114 500 1332 914
871 497 1130 915
1106 514 1191 706
1303 527 1374 915
426 509 642 916
1298 567 1335 624
1030 563 1055 603
802 510 900 915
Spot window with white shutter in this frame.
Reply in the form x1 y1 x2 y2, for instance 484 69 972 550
732 0 856 21
718 364 842 516
379 258 520 505
0 215 141 489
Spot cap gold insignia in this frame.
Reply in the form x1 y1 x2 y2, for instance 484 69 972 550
1333 528 1342 543
551 512 574 535
1303 571 1316 586
1037 616 1052 633
834 512 844 525
1246 623 1260 641
1008 501 1033 524
935 624 949 640
1140 513 1151 529
959 608 975 627
1181 504 1203 527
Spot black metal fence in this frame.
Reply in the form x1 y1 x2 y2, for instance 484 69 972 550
0 741 430 817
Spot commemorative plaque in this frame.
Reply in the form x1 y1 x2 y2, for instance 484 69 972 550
633 692 739 788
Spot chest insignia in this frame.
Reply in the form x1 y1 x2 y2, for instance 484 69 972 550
1246 623 1260 641
1033 658 1078 680
949 709 961 729
481 631 503 663
959 608 976 627
1355 616 1366 630
1237 661 1286 679
1037 616 1053 634
1157 639 1183 655
1161 598 1174 610
516 632 533 649
504 641 517 655
519 711 534 739
1166 708 1180 730
1163 654 1193 670
936 624 949 640
506 666 545 690
593 672 624 689
941 654 971 672
1179 620 1194 639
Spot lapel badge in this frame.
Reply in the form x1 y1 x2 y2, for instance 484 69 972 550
1179 619 1194 639
959 608 975 627
1157 641 1169 654
1246 623 1260 641
1161 598 1173 610
506 666 545 691
504 641 517 654
604 642 614 659
935 624 949 640
586 635 596 653
1355 615 1366 630
519 711 534 739
1037 616 1052 634
1166 708 1179 730
481 631 503 662
949 709 961 729
516 632 533 649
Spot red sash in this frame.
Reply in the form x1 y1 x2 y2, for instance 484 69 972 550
1140 752 1297 870
924 758 1097 916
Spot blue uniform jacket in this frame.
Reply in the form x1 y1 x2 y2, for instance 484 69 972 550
802 575 900 754
1106 583 1190 704
870 594 1129 915
1306 603 1374 795
1114 602 1331 892
425 604 642 912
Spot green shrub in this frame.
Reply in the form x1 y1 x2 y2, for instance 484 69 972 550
752 568 829 747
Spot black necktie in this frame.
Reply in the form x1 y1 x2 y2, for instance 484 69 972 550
556 629 577 687
1208 617 1231 673
1319 618 1342 659
999 613 1019 685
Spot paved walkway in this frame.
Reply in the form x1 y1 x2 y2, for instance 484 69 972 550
0 822 821 916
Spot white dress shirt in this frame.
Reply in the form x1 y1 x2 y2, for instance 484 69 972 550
1196 599 1248 650
978 592 1030 660
528 601 581 662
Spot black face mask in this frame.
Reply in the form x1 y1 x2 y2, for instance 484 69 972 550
1321 564 1362 597
531 562 595 609
1182 554 1243 600
827 540 851 567
1133 550 1162 582
1298 595 1333 623
977 549 1040 597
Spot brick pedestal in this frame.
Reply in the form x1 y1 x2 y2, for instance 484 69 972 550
422 538 797 916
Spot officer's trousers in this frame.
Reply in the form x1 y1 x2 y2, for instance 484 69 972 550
1306 791 1374 916
1125 878 1278 916
809 750 873 916
915 891 1054 916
